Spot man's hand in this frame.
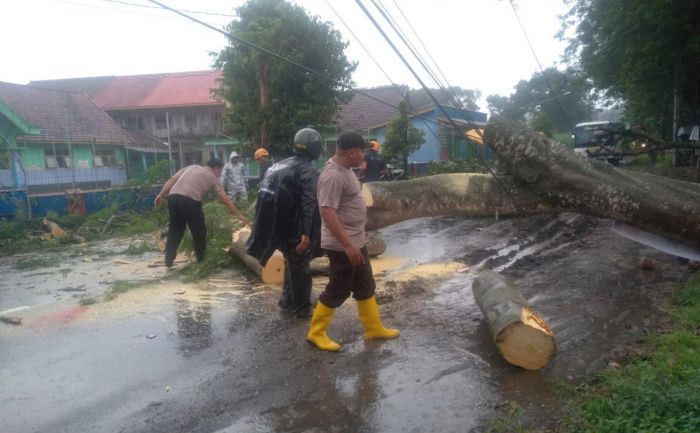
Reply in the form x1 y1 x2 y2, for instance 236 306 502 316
154 194 164 206
344 244 364 267
296 234 310 253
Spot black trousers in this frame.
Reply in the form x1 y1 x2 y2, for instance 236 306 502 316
165 194 206 267
319 247 375 308
278 239 312 315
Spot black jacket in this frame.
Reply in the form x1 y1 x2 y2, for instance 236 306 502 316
246 154 321 265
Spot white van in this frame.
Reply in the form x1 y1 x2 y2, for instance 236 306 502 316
572 121 626 165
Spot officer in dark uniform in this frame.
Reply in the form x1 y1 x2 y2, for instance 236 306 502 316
246 128 323 317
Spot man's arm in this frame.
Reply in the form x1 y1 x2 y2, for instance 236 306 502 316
154 169 183 206
217 189 250 226
319 206 363 266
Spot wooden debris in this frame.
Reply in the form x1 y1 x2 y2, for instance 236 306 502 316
472 270 556 370
42 218 68 239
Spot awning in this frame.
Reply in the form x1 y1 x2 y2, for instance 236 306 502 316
204 138 238 146
465 128 485 145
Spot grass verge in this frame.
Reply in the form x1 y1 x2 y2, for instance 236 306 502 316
103 280 150 301
565 274 700 433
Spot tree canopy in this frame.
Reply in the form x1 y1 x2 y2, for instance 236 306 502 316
383 100 425 172
561 0 700 138
486 67 594 132
214 0 356 156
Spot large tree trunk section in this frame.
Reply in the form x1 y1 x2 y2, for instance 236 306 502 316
484 116 700 249
362 174 559 230
308 235 387 275
229 229 284 284
472 270 556 370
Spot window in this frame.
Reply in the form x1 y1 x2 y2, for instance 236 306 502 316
45 148 72 168
94 149 119 167
185 113 196 130
155 114 167 130
124 116 144 131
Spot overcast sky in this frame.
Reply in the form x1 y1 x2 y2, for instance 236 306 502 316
1 0 569 109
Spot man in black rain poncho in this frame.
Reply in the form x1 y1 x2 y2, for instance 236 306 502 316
246 128 323 317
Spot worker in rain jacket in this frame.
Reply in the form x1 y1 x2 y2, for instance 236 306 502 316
246 128 323 317
221 151 247 203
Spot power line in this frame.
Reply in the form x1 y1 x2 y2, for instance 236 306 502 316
508 0 573 131
322 0 442 143
145 0 452 135
357 0 524 212
100 0 237 17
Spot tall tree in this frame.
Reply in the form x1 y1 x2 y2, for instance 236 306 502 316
383 100 425 172
486 67 595 132
214 0 356 155
561 0 700 139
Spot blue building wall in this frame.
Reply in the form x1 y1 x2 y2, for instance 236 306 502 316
372 107 489 164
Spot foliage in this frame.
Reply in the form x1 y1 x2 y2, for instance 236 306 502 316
553 131 574 147
486 67 595 132
529 111 554 137
104 280 150 301
566 274 700 433
214 0 356 156
382 100 426 171
175 200 250 282
560 0 700 139
147 159 172 184
408 86 481 111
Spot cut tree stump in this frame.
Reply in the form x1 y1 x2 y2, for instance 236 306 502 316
229 228 285 284
472 270 556 370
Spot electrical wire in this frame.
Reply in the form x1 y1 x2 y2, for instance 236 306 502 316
358 0 523 212
100 0 236 17
322 0 442 143
508 0 573 131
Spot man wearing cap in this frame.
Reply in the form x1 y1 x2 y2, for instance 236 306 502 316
154 158 250 268
307 131 399 351
359 140 387 182
254 148 272 181
221 151 247 203
246 128 323 318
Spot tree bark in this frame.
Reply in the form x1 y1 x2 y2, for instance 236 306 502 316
484 116 700 248
472 270 556 370
362 173 559 231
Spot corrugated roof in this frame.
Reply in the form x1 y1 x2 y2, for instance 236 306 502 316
0 81 132 145
30 70 223 110
336 86 407 132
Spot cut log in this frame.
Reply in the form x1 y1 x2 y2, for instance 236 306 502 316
472 270 556 370
484 116 700 249
42 218 68 238
229 228 285 284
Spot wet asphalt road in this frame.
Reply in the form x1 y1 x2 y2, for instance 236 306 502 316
0 215 693 433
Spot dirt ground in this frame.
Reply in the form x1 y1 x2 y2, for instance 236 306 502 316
0 213 695 433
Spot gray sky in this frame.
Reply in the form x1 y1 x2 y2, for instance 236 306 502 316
1 0 569 109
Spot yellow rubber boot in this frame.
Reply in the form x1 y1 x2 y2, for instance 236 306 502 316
357 296 400 340
306 302 341 351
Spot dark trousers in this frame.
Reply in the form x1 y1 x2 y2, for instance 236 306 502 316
165 194 206 267
278 239 312 315
319 247 375 308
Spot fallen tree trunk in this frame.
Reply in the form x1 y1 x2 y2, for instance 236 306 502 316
362 173 559 230
472 270 556 370
362 119 700 250
484 116 700 249
229 229 285 284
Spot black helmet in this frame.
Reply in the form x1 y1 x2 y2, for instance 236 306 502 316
293 127 324 160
